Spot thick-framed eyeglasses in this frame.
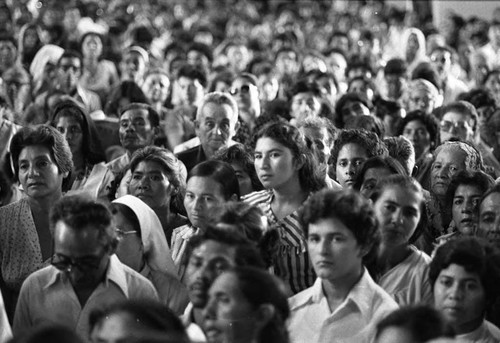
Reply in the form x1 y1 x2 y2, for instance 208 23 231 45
229 85 251 96
440 120 469 133
51 253 104 272
115 228 138 238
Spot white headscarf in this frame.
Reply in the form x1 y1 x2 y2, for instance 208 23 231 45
29 44 64 85
113 195 177 277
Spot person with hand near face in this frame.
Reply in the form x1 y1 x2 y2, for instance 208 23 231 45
0 125 73 321
288 189 398 343
430 237 500 342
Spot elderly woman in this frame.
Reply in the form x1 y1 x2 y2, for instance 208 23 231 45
430 237 500 341
0 125 72 319
404 78 441 115
111 195 189 314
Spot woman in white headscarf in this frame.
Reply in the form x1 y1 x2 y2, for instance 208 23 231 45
29 44 64 97
111 195 189 314
403 28 428 74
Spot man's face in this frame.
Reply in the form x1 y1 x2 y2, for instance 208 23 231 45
290 92 322 122
440 111 475 143
52 220 110 290
57 57 81 94
275 51 298 76
431 50 452 77
196 102 238 156
119 108 156 153
0 40 16 70
385 74 405 100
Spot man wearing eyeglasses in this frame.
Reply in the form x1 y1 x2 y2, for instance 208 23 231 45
13 194 158 337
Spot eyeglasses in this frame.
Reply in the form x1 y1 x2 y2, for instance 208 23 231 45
51 253 103 272
440 120 470 132
229 85 251 96
115 228 138 238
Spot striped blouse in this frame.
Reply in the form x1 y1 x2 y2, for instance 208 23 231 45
243 190 315 294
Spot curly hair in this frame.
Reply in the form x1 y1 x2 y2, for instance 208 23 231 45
395 110 440 151
445 170 494 214
330 129 387 168
353 155 408 191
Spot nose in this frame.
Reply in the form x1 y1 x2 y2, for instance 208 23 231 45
193 197 204 211
391 208 404 224
259 155 270 170
27 164 39 177
437 165 450 179
202 297 216 321
448 282 464 301
462 199 474 213
346 162 356 176
138 176 150 190
318 238 329 255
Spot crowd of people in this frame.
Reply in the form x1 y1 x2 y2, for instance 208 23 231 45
1 0 500 342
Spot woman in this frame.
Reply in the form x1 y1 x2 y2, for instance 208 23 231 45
484 69 500 108
141 68 170 119
17 23 42 70
203 266 290 343
353 156 407 199
0 125 72 319
127 146 188 242
396 110 440 190
403 28 428 74
331 128 387 189
288 189 398 343
111 195 189 314
79 32 119 103
49 99 108 198
244 122 325 294
371 175 432 306
478 184 500 247
29 44 64 98
437 170 494 245
430 237 500 341
171 160 240 278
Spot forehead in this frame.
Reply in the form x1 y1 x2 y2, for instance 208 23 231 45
363 167 392 181
54 220 104 254
59 57 80 67
19 144 53 160
338 143 368 158
480 192 500 211
199 102 235 121
134 160 168 174
454 184 482 196
405 119 427 129
55 115 82 126
293 92 319 101
0 40 15 49
186 176 224 196
83 34 101 43
255 136 289 151
302 126 328 141
308 217 354 236
121 108 150 121
435 146 467 163
378 184 423 205
124 51 144 62
145 73 169 83
431 49 451 58
442 111 469 122
192 239 237 262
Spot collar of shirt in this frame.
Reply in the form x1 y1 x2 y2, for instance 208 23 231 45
44 254 130 297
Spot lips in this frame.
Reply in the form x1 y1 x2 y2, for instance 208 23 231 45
259 174 273 180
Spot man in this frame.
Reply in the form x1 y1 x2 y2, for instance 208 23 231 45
176 92 239 172
289 80 323 125
430 46 468 105
181 226 265 342
13 194 158 337
383 58 408 102
230 73 261 144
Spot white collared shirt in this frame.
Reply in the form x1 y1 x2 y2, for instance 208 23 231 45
13 255 158 340
181 302 207 343
287 269 398 343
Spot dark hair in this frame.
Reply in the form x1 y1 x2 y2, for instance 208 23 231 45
290 79 322 98
252 122 326 192
57 50 83 67
50 193 118 250
13 324 85 343
120 102 160 128
187 42 213 63
188 160 240 200
301 189 380 266
208 69 235 93
441 100 479 133
458 88 497 110
89 300 189 343
331 129 387 168
334 92 370 128
105 81 149 118
10 125 73 182
383 136 415 175
176 63 207 88
375 306 455 342
384 58 408 76
353 156 408 191
429 237 500 308
396 110 440 151
275 46 298 62
229 267 290 343
79 31 104 57
0 34 17 49
213 143 263 192
235 72 258 87
445 170 494 213
411 62 442 92
129 146 186 214
50 99 106 164
346 115 385 139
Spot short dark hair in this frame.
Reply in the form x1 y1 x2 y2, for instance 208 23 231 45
384 58 407 76
353 156 408 191
188 160 240 200
331 129 387 167
187 42 213 63
396 110 440 151
441 100 479 133
445 170 494 212
334 92 370 128
458 88 497 110
120 102 160 128
57 50 83 67
176 64 207 88
290 79 323 98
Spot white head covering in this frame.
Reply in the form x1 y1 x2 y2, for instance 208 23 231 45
113 195 177 277
29 44 64 84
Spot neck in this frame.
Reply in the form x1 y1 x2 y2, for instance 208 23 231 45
154 205 171 228
321 266 364 312
455 316 484 335
28 191 63 211
193 307 204 326
273 175 307 203
73 152 85 172
84 56 98 68
378 243 411 273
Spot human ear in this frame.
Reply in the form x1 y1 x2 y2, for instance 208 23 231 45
256 304 275 328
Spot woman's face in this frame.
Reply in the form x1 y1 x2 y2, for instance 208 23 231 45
23 28 38 50
479 192 500 246
113 210 143 272
485 72 500 100
373 185 422 247
18 145 66 199
359 167 392 199
336 143 368 189
55 115 83 158
129 161 173 210
406 33 419 59
402 120 431 158
82 34 103 58
431 147 467 198
452 184 482 236
142 73 170 104
433 263 485 333
254 137 298 190
231 162 253 197
184 176 227 229
203 272 259 343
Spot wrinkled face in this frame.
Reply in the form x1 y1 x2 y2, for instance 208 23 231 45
184 240 237 308
254 137 298 190
203 272 258 343
301 126 332 166
407 89 435 114
82 34 103 58
402 120 432 158
307 217 364 282
18 145 66 199
440 111 475 143
290 92 322 122
184 176 227 229
53 221 110 290
119 108 156 153
452 185 482 236
55 115 83 157
433 264 485 333
129 161 173 210
431 147 467 197
142 73 170 104
479 192 500 246
57 57 81 93
178 76 205 106
196 103 237 155
336 143 368 189
373 185 422 247
359 167 392 199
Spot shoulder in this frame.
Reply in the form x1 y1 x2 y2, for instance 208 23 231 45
242 190 272 206
121 262 158 297
288 279 321 311
0 198 29 219
486 320 500 340
21 266 56 290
